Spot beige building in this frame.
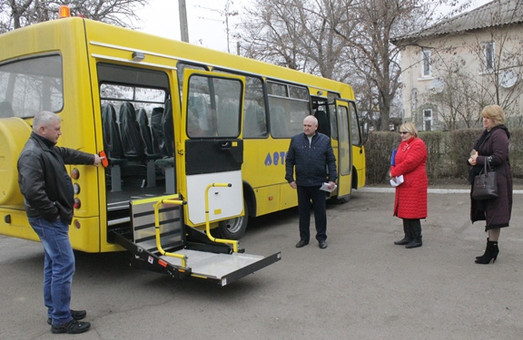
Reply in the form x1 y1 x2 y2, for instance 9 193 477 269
392 0 523 131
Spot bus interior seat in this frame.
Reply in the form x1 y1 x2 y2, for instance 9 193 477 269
101 103 127 192
137 108 161 188
154 99 175 194
118 102 147 188
0 101 14 118
150 107 167 157
315 110 330 136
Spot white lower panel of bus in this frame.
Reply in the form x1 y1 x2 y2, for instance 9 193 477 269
185 170 243 225
160 249 264 282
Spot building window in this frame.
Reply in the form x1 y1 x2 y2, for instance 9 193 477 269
423 109 432 131
421 49 431 77
482 41 495 72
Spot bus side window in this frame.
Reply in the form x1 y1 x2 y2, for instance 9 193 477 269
188 95 211 137
244 104 266 137
217 100 239 137
0 101 13 117
269 106 289 138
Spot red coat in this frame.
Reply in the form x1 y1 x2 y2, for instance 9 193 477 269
390 136 428 219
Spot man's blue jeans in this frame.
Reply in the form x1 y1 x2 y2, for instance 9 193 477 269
29 216 75 326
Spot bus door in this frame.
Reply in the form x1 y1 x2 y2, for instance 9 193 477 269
335 99 352 198
180 71 245 226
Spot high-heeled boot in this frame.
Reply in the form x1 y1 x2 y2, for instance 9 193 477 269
475 238 489 260
475 239 499 264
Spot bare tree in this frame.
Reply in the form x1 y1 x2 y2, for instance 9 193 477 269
236 0 486 131
237 0 434 131
238 0 352 80
0 0 148 32
333 0 434 131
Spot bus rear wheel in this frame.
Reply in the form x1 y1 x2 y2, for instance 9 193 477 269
215 202 248 240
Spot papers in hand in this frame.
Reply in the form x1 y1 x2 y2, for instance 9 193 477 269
389 175 404 187
320 182 337 192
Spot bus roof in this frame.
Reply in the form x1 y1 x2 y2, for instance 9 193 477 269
0 17 354 98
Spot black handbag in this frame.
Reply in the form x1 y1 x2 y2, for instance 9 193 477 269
471 162 498 200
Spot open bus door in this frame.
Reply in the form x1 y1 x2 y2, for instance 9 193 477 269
180 70 245 227
111 70 281 286
335 99 352 199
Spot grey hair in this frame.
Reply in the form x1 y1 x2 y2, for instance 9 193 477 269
33 111 61 132
304 115 318 126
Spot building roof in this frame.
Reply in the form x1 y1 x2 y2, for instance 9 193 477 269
393 0 523 43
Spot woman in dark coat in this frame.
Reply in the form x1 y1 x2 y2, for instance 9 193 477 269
468 105 512 264
390 122 428 249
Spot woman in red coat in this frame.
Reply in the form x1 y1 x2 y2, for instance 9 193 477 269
390 122 428 248
468 105 512 264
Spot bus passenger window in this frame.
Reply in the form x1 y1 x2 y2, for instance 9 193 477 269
187 95 211 137
244 104 266 137
0 54 63 118
0 101 13 118
269 106 290 137
267 80 309 138
186 75 241 138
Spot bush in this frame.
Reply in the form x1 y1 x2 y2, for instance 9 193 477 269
364 127 523 185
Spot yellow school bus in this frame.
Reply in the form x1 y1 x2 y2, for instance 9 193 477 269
0 13 364 284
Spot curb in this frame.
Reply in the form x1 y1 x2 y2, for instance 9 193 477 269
360 187 523 194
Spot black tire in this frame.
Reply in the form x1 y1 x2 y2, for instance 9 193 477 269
215 201 248 240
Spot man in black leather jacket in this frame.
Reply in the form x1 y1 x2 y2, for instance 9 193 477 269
17 111 102 334
285 115 337 249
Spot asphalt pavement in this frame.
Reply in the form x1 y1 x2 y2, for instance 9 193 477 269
1 186 522 339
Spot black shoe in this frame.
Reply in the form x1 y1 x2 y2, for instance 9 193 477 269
319 240 328 249
295 240 309 248
51 319 91 334
475 240 499 264
405 239 422 249
47 309 86 325
394 237 411 245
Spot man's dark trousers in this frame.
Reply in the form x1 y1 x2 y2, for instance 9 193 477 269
297 185 327 242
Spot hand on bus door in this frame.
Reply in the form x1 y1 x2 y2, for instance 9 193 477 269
94 153 105 167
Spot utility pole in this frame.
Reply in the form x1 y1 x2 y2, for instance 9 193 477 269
196 0 238 53
223 0 238 54
178 0 189 42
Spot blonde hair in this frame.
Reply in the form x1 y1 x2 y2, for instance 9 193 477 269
481 105 505 126
399 121 418 137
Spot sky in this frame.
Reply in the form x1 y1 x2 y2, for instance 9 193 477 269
136 0 492 53
136 0 245 53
